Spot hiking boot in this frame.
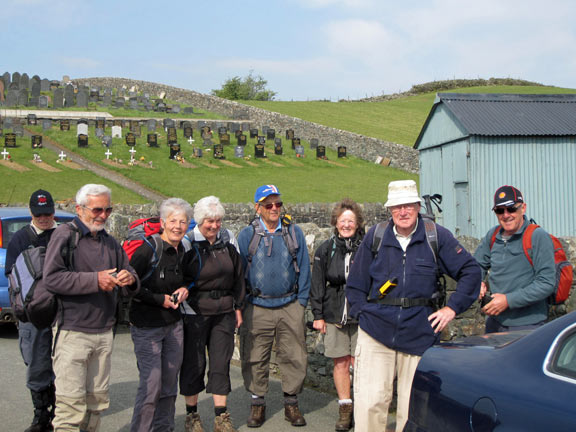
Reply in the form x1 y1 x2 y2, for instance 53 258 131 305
335 403 353 431
247 405 266 428
213 412 237 432
185 412 204 432
284 403 306 427
26 388 54 432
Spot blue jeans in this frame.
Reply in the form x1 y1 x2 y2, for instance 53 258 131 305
130 321 184 432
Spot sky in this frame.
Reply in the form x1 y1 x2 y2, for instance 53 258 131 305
3 0 576 101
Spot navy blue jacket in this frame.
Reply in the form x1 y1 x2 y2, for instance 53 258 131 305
346 217 481 356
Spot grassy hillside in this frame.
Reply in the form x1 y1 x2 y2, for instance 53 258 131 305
244 85 576 146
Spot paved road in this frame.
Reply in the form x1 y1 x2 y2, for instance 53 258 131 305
0 324 396 431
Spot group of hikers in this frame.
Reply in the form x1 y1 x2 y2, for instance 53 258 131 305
6 180 561 432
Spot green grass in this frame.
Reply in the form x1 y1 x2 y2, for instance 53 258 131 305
0 136 148 204
16 125 415 204
244 85 576 146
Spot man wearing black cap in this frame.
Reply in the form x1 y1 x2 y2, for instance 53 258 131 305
474 185 556 333
5 189 58 432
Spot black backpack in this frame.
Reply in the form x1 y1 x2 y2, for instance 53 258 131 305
8 222 80 328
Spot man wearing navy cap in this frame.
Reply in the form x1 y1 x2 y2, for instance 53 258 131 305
237 185 310 428
5 189 58 432
474 185 555 333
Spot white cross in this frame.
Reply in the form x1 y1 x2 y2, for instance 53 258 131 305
129 147 137 162
1 149 10 160
58 151 67 161
187 136 195 144
105 150 112 160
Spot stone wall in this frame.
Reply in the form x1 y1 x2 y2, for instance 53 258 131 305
74 77 419 173
55 202 576 394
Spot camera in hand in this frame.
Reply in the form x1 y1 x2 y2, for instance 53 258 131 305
480 294 493 308
171 293 179 304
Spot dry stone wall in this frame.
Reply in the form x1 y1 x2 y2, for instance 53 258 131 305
74 77 419 173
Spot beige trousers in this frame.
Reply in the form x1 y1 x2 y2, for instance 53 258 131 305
353 328 421 432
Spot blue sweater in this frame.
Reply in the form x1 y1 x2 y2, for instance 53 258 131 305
346 217 481 356
237 219 310 308
474 217 555 327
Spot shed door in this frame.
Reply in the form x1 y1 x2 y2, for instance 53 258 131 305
454 182 469 236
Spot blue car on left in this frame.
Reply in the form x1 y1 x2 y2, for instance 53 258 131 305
0 207 75 324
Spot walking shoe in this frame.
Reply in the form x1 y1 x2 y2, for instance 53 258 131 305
335 403 353 431
284 403 306 427
185 412 204 432
247 405 266 428
213 412 237 432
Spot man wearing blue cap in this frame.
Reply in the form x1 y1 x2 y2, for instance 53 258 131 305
237 185 311 428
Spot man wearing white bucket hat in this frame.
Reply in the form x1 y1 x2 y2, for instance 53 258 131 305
346 180 481 431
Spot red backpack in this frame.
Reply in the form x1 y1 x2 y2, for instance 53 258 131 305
122 217 163 282
490 224 574 305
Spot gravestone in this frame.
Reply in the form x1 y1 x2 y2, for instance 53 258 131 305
77 123 88 137
60 119 70 131
310 138 319 150
9 81 19 91
103 92 112 106
267 129 276 140
213 143 225 159
78 134 88 148
235 130 243 139
18 89 29 106
338 146 347 158
155 102 166 112
13 124 24 137
38 95 49 108
42 119 52 131
76 90 88 107
125 132 136 146
20 73 29 90
169 143 180 160
262 126 269 136
200 125 211 137
254 143 266 158
172 104 180 114
102 135 112 148
0 80 4 102
241 122 251 131
95 127 104 138
53 88 64 108
64 85 75 107
27 114 37 125
197 120 206 129
49 80 59 90
40 78 50 92
218 126 227 136
234 146 244 158
147 119 157 131
31 135 43 149
274 141 283 155
230 123 240 133
5 133 17 147
183 107 194 114
6 90 18 107
129 98 138 110
220 133 230 145
147 133 158 147
132 124 141 137
316 145 326 159
111 125 122 138
237 134 247 146
96 118 106 130
115 97 125 108
183 125 193 139
30 81 41 106
295 145 304 157
90 88 99 103
249 128 259 139
2 72 10 87
193 148 202 158
286 129 295 140
12 72 21 87
164 118 175 130
2 118 11 129
257 136 266 146
292 137 301 150
29 76 39 92
167 127 178 144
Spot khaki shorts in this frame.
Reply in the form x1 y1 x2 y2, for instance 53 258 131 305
324 322 358 358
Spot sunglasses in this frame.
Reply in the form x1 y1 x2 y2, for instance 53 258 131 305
261 202 283 210
82 205 113 215
494 204 521 215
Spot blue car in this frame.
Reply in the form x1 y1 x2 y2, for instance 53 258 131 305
0 207 75 324
405 311 576 432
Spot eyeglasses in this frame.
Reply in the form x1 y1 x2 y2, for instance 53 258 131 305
390 203 418 213
261 202 283 210
493 204 521 215
82 205 113 215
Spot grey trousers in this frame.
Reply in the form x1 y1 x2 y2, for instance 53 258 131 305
18 321 55 392
130 321 184 432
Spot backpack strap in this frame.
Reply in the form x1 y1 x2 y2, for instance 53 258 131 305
371 221 389 257
140 233 163 282
489 226 500 249
522 224 539 267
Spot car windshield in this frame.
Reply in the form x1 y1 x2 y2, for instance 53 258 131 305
1 218 31 248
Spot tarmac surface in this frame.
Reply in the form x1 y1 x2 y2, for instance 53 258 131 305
0 324 396 431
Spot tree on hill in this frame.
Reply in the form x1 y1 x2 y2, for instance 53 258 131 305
212 71 276 101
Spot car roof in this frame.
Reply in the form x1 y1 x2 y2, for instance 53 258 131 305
0 207 76 219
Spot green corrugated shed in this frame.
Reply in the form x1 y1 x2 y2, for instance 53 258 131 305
414 93 576 237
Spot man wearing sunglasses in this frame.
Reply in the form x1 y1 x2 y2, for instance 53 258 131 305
43 184 140 432
474 185 555 333
237 184 311 428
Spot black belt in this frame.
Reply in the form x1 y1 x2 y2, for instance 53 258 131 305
369 297 435 308
196 290 232 300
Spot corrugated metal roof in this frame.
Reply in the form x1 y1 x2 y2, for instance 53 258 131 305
438 93 576 136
